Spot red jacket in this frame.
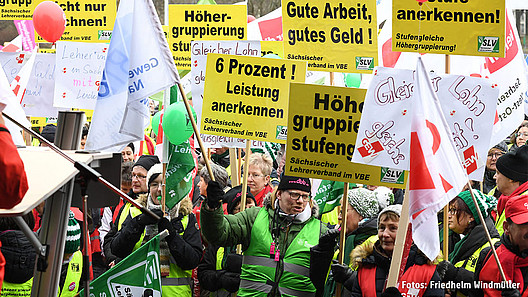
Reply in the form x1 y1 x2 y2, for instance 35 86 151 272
0 124 28 208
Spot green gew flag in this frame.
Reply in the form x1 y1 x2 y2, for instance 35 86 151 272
165 140 195 209
313 180 345 215
80 235 162 296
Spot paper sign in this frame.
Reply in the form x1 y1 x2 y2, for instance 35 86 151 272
352 67 499 180
191 40 261 148
392 0 506 57
168 5 247 70
285 83 406 188
260 40 284 58
31 0 116 43
54 41 107 109
282 0 378 73
201 53 306 143
14 20 36 52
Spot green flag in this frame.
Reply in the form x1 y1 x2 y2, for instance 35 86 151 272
165 140 195 209
313 180 346 215
81 235 162 296
197 0 216 4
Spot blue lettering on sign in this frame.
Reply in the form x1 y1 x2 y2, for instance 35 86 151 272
128 58 159 79
128 79 144 93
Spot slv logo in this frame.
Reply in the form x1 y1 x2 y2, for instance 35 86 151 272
478 36 499 53
98 30 112 40
357 138 384 158
380 168 404 184
276 125 287 141
355 57 374 70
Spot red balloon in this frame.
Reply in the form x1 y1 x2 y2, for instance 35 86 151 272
247 15 256 23
33 1 66 43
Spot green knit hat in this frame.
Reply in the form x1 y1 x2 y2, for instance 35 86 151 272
65 211 81 254
347 188 379 219
457 189 497 225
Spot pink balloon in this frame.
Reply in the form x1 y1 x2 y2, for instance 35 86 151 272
33 1 66 43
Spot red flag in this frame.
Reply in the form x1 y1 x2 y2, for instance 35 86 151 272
409 58 467 260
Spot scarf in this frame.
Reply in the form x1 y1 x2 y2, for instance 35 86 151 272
276 199 312 224
143 196 171 276
497 181 528 216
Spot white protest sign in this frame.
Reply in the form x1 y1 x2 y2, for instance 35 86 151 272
485 10 528 146
54 42 107 110
353 67 498 180
0 52 64 117
190 40 261 148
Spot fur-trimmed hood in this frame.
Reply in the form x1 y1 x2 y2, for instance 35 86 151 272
136 194 193 219
261 192 320 218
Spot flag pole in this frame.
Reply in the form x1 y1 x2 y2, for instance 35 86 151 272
229 148 239 186
161 88 170 214
386 181 411 288
237 141 251 254
177 83 215 182
335 182 350 297
466 182 507 282
443 54 451 261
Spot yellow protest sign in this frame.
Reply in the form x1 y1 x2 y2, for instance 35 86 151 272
393 0 505 57
201 53 306 144
30 117 46 127
285 83 407 188
260 41 284 58
32 0 115 43
39 48 56 54
168 5 247 70
282 0 378 73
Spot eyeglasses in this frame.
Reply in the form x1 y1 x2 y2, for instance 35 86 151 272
517 133 528 138
487 153 503 159
132 174 147 180
286 190 311 202
448 208 458 215
248 173 264 179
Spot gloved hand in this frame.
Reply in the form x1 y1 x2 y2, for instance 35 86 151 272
436 260 458 283
220 271 240 293
331 262 354 285
317 228 340 251
206 180 224 209
502 289 521 297
157 218 176 235
225 253 243 273
381 287 402 297
135 209 163 226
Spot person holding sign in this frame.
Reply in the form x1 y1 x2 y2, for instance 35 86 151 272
200 175 329 296
435 190 499 297
331 205 443 297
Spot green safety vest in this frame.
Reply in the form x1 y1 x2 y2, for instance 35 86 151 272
160 215 193 296
495 189 528 235
239 207 320 297
1 278 33 297
118 202 145 252
59 250 83 297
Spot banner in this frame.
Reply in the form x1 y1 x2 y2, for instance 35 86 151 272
81 235 162 296
168 5 247 70
86 0 178 151
392 0 506 57
285 83 407 188
14 20 36 52
247 7 283 41
54 41 107 109
282 0 378 73
201 53 306 144
191 40 261 148
352 67 498 180
32 0 116 42
313 179 345 214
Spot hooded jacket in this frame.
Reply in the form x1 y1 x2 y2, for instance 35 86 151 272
103 195 202 270
0 230 36 284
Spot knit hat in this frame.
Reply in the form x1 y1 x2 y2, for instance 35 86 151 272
496 145 528 182
65 211 81 254
147 163 163 186
40 124 57 143
133 155 160 172
377 204 402 226
457 189 497 224
224 185 257 214
277 175 311 193
492 141 508 153
347 188 379 219
373 187 395 211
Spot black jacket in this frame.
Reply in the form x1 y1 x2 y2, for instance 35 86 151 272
197 244 241 295
0 230 36 284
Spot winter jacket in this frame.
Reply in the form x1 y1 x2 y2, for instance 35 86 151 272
104 195 202 270
197 244 241 296
483 169 497 195
0 230 36 284
200 194 328 296
348 241 443 297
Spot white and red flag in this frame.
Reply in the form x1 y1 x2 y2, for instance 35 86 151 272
10 50 36 104
409 57 467 260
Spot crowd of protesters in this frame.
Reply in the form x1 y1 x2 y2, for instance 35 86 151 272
2 109 528 297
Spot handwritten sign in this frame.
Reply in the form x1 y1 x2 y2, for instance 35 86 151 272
352 67 499 180
54 41 107 109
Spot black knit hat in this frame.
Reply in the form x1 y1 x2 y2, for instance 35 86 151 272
277 175 311 193
496 145 528 182
133 155 160 172
224 185 256 214
40 124 56 143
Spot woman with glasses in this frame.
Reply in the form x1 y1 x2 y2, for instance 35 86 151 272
508 122 528 152
483 142 508 196
435 190 498 297
246 153 275 206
